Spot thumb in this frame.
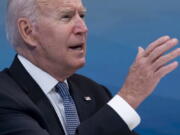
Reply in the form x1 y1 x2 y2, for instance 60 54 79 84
136 46 145 59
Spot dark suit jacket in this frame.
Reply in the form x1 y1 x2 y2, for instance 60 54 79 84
0 56 136 135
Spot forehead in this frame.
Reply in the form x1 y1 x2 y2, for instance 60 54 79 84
37 0 85 12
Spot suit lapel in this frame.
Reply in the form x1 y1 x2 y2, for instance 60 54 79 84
68 77 96 122
8 56 99 134
8 56 65 135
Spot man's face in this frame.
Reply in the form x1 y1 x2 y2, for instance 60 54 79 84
32 0 88 74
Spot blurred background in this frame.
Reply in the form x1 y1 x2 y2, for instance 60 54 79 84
1 0 180 134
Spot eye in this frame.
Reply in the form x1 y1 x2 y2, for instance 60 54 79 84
79 13 86 19
60 14 73 22
80 14 85 19
62 14 71 19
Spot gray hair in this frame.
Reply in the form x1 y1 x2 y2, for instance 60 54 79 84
6 0 38 49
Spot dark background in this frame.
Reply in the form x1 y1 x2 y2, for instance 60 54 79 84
1 0 180 134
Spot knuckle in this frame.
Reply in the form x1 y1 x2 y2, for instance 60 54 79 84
155 71 163 79
155 45 163 53
166 39 177 47
169 53 176 59
130 61 145 73
160 55 167 62
149 48 160 60
176 48 180 52
165 49 180 59
134 58 145 66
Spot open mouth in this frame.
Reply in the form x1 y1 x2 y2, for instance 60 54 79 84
69 44 84 50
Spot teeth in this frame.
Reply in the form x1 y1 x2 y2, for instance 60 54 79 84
76 47 82 50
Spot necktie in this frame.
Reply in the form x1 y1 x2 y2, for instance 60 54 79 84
56 82 80 135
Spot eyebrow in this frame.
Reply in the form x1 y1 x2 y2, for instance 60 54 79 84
80 7 87 12
56 6 87 14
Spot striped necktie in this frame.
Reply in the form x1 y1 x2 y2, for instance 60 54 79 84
56 82 80 135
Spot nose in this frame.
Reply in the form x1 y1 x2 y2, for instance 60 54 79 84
73 15 88 35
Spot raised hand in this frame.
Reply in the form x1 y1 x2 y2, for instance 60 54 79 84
119 36 180 108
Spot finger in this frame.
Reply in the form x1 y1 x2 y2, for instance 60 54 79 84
152 48 180 71
148 38 178 63
155 61 178 78
136 46 145 59
144 36 170 57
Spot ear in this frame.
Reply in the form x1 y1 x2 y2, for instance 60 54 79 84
17 18 38 47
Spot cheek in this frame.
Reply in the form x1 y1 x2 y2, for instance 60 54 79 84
54 26 72 41
35 20 74 52
37 27 62 47
34 24 54 45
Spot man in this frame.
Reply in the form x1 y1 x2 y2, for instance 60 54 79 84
0 0 179 135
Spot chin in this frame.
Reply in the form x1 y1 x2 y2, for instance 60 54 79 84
76 60 86 69
71 59 86 70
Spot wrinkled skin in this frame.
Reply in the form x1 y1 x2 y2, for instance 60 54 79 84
17 1 180 108
119 36 180 108
18 0 88 81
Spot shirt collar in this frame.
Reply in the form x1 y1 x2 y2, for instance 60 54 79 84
17 55 67 95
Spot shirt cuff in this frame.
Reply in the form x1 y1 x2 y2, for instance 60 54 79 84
107 95 141 130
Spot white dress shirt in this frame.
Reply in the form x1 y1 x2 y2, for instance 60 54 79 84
18 55 140 134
